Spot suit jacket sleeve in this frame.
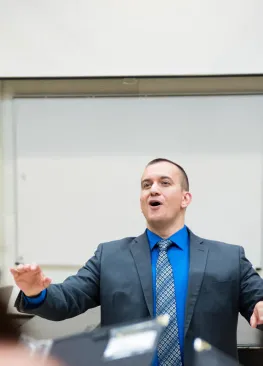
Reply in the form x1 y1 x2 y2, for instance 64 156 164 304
239 246 263 322
14 244 102 321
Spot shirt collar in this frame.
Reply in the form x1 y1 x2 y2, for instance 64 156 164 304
146 225 189 251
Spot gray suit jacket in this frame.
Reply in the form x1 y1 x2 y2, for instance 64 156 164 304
15 229 263 365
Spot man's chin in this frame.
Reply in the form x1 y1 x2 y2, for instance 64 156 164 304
147 216 166 226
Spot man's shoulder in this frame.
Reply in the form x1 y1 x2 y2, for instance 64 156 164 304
99 233 146 252
191 230 242 252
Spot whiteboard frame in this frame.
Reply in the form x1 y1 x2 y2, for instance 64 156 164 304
2 76 263 284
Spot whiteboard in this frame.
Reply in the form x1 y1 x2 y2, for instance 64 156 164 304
14 96 263 267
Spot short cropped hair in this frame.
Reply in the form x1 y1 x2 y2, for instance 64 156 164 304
146 158 189 191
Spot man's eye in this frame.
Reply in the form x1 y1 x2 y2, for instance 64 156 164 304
143 183 151 189
162 181 170 185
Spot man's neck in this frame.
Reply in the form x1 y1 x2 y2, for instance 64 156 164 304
147 221 185 239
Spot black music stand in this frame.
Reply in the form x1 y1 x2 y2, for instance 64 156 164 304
193 338 241 366
23 316 168 366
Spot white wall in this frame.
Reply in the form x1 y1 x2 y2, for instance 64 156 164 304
1 0 263 77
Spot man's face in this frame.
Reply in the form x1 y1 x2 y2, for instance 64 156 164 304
140 162 190 226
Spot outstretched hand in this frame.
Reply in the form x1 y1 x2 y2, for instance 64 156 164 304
10 264 52 297
250 301 263 328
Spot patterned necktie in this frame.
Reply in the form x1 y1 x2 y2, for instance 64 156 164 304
156 239 182 366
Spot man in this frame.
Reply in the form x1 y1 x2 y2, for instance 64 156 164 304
11 158 263 366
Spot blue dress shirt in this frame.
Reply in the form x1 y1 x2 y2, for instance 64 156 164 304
147 225 189 365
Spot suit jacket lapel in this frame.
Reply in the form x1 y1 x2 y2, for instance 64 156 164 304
184 230 208 337
130 232 153 317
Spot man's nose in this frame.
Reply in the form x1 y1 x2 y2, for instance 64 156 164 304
150 183 160 195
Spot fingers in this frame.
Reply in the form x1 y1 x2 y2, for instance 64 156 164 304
17 264 27 272
43 277 52 288
250 313 257 328
9 266 27 278
10 268 19 278
256 303 263 323
10 263 41 277
251 301 263 328
30 263 41 272
10 263 52 291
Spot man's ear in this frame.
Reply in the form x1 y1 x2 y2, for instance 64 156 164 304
181 192 192 208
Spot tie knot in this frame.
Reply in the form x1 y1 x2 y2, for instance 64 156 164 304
157 239 173 251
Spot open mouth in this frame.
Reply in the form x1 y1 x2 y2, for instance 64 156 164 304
149 201 162 207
